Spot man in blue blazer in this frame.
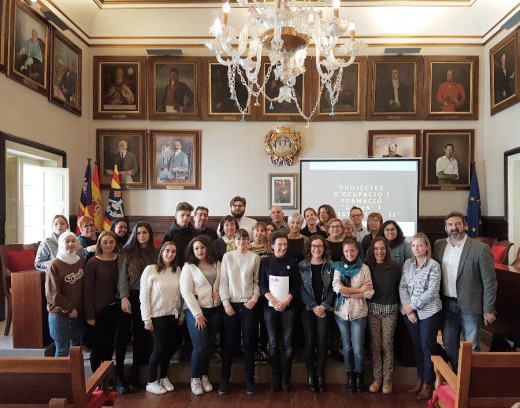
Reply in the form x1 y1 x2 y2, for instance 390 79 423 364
433 212 497 371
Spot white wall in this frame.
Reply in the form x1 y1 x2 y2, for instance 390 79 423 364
2 37 517 220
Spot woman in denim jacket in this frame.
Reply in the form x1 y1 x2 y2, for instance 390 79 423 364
299 235 335 393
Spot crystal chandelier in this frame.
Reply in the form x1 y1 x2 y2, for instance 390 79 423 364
206 0 366 125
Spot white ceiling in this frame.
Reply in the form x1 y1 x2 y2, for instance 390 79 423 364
41 0 520 47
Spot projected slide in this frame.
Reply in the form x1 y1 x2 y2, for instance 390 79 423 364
300 159 419 237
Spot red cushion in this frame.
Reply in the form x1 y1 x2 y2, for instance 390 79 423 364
437 383 456 408
87 389 117 408
154 238 162 248
491 246 507 263
6 250 35 272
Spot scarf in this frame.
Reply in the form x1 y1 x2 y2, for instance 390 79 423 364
333 256 362 311
56 232 81 265
222 235 236 253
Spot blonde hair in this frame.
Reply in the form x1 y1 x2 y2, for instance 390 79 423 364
411 232 432 264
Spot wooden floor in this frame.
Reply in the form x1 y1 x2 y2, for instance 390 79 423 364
115 384 429 408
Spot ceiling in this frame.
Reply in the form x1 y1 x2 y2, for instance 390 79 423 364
40 0 520 48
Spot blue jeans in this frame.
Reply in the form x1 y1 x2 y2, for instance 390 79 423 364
264 306 294 383
442 297 482 371
221 303 257 383
334 315 366 373
48 315 85 357
404 311 441 385
185 306 222 378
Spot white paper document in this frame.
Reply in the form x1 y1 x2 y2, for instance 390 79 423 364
268 275 289 307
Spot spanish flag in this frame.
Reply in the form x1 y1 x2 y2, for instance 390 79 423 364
91 163 104 231
103 164 125 231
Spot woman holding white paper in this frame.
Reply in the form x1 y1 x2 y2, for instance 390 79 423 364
258 230 300 393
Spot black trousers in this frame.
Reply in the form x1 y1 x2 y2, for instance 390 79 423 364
148 315 178 382
302 308 329 377
90 303 119 373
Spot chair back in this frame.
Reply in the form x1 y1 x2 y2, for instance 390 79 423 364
473 236 497 248
491 240 513 265
457 342 520 408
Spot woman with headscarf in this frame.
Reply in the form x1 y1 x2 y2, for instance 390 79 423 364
45 232 85 357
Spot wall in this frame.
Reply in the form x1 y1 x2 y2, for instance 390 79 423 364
2 34 517 221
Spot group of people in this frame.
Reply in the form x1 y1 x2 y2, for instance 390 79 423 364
35 197 497 401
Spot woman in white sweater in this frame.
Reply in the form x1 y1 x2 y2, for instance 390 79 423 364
140 241 183 395
218 229 260 396
180 235 222 396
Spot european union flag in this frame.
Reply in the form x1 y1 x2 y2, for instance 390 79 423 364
466 165 482 238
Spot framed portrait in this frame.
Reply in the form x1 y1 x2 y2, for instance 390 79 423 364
7 0 49 96
93 56 146 119
422 129 474 190
149 129 201 190
147 57 202 121
202 58 255 121
0 0 9 73
367 56 423 121
423 56 478 120
49 28 81 116
269 174 297 209
368 130 420 158
259 59 310 121
96 129 147 190
490 30 520 116
311 57 366 121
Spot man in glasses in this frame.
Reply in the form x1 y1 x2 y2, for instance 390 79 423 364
349 206 369 242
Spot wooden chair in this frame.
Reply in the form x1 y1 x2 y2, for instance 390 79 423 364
512 246 520 268
431 341 520 408
0 346 115 408
491 240 513 265
473 236 497 248
0 242 40 336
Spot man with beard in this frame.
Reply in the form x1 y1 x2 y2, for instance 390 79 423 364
433 212 497 372
230 196 256 240
193 206 218 241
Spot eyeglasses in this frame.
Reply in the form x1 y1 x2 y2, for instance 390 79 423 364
368 219 380 224
384 228 397 233
311 244 324 249
232 204 245 208
83 224 95 228
350 213 362 218
329 225 342 229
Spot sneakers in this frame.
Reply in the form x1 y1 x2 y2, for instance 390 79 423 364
201 375 213 392
160 377 175 392
218 378 229 396
146 381 167 395
191 378 204 395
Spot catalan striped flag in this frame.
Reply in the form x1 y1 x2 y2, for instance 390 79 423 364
103 164 125 231
76 159 93 234
91 163 104 231
466 165 482 238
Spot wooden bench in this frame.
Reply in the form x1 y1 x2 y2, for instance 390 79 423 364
0 346 115 408
431 341 520 408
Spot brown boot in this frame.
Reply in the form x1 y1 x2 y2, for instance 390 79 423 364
382 380 392 395
408 379 423 394
417 383 433 400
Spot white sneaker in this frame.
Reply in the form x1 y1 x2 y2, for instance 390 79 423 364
201 375 213 392
191 378 204 395
160 377 175 392
146 381 167 395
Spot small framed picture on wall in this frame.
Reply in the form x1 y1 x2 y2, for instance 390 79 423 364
96 129 148 190
93 56 147 119
0 0 9 73
269 174 297 209
368 130 421 158
422 129 474 190
149 129 201 190
147 57 202 121
49 28 82 116
423 56 478 120
8 0 50 96
367 56 423 121
490 30 520 116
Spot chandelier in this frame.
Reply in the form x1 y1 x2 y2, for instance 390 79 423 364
206 0 366 125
